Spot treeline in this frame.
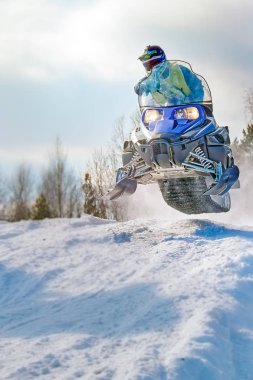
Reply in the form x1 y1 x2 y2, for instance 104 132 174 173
0 137 83 222
0 115 138 222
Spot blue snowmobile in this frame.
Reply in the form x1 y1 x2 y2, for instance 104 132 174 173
108 54 239 214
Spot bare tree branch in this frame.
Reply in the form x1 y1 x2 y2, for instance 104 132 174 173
41 137 82 218
9 163 33 221
244 88 253 123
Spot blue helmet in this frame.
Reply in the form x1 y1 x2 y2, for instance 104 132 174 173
139 45 166 72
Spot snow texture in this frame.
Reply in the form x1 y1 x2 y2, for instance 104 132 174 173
1 214 253 379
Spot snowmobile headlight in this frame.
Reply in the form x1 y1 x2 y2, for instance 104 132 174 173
143 109 163 124
174 107 199 120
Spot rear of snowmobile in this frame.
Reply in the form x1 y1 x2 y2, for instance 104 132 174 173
108 60 239 214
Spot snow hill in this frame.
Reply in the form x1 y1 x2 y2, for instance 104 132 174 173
1 213 253 380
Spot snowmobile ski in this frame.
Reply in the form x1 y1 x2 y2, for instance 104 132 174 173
204 165 240 196
106 177 137 201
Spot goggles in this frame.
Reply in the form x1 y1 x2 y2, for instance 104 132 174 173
141 50 158 60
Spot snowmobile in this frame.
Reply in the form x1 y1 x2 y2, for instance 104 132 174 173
108 61 239 214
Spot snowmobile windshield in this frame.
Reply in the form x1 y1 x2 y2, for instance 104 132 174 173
138 60 212 110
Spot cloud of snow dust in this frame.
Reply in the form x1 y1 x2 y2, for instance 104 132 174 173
208 164 253 227
125 166 253 227
125 182 187 222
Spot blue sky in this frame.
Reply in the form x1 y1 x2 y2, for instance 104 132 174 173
1 0 253 173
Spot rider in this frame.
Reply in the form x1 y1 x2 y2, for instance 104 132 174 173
134 45 204 106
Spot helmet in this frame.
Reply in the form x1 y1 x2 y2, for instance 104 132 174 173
139 45 166 72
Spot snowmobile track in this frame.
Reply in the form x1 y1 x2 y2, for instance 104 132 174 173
159 176 230 214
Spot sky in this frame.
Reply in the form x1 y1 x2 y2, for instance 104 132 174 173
1 0 253 175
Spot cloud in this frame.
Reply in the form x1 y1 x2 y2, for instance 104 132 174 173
0 0 252 84
0 0 140 82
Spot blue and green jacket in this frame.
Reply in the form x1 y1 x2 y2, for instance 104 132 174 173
134 61 204 105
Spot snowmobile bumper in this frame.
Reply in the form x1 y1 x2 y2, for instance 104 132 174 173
204 165 240 196
106 177 137 201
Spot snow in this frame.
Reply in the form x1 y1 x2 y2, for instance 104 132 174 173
1 214 253 379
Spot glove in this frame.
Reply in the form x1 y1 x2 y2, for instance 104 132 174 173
134 82 142 95
134 77 147 95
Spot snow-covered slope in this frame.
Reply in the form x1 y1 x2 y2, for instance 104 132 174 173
1 215 253 380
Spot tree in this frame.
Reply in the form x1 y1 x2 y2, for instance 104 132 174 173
83 173 97 215
9 163 33 221
232 123 253 166
65 179 83 218
130 108 142 130
244 88 253 124
84 116 130 221
41 137 82 218
241 124 253 154
0 167 7 220
84 156 107 219
83 172 107 218
232 89 253 165
31 193 52 220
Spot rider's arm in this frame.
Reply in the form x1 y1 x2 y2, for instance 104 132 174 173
134 77 147 95
180 66 204 101
134 72 161 96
